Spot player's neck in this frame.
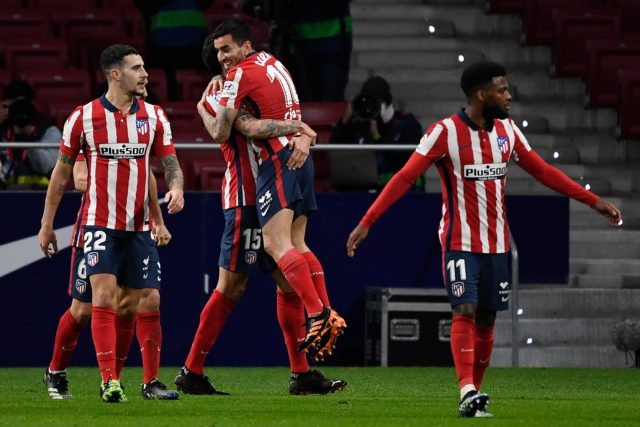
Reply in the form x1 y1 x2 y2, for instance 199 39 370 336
105 89 134 114
464 104 485 129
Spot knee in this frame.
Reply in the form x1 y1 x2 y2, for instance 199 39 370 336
70 302 92 326
217 278 247 302
92 285 117 308
117 298 138 319
452 303 477 318
138 289 161 312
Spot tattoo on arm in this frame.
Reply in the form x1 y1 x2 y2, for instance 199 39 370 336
58 152 76 165
213 108 233 138
160 154 184 191
235 114 302 139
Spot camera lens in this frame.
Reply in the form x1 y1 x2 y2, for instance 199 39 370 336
352 93 380 121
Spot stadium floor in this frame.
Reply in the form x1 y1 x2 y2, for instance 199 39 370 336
1 367 639 426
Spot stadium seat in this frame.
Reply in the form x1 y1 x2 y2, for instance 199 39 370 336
27 0 97 9
178 149 223 190
486 0 525 14
552 10 620 77
49 102 79 129
617 70 640 139
4 41 69 76
523 0 607 45
74 36 146 70
176 69 212 102
146 69 169 104
608 0 640 36
586 39 640 107
55 9 127 40
0 69 11 95
302 101 347 129
162 101 200 136
20 69 91 109
0 10 52 41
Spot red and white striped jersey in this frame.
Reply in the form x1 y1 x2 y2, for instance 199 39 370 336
204 91 259 208
361 109 599 254
218 51 301 162
59 95 176 232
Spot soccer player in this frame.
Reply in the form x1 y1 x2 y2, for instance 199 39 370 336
43 155 178 400
173 36 347 395
38 44 185 403
346 61 622 417
200 19 346 357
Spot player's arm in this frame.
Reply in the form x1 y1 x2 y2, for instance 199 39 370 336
38 152 76 257
148 172 171 246
512 124 622 226
72 158 88 192
234 106 316 141
159 154 184 215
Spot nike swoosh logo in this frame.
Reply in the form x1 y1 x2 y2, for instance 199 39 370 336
479 358 491 364
0 224 74 278
143 273 148 279
461 349 474 352
260 206 270 216
501 297 509 302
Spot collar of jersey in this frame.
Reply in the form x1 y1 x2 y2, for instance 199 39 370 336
457 108 494 132
100 94 140 114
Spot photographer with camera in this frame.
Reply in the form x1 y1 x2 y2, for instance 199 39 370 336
1 98 59 189
329 75 424 190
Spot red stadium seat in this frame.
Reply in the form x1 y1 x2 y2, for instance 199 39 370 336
178 149 223 190
146 69 169 104
0 70 12 95
608 0 640 35
586 39 640 107
162 101 199 136
55 9 127 39
21 69 91 108
49 102 79 129
617 70 640 139
176 69 212 102
552 10 620 77
0 10 52 41
301 101 347 129
4 41 69 76
487 0 525 14
523 0 607 45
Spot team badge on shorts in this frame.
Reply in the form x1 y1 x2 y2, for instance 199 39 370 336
75 279 87 295
87 252 99 267
136 118 149 135
452 281 465 297
245 251 257 265
497 136 509 153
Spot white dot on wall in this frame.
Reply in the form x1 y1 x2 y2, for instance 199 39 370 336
522 120 529 128
553 151 559 159
526 337 533 345
517 308 524 315
428 25 436 34
458 54 465 62
585 183 591 190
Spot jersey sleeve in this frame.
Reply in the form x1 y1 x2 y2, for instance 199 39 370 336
218 66 251 110
204 88 220 117
152 105 177 158
360 122 446 228
510 121 599 207
59 106 84 159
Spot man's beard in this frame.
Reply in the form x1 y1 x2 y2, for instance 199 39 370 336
483 101 509 123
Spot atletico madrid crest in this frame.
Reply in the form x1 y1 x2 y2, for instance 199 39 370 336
245 251 257 265
451 281 465 297
87 251 99 267
497 136 509 153
136 118 149 135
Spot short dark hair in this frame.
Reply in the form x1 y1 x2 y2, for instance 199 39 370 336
100 44 140 77
8 98 37 127
202 33 218 71
212 19 252 46
2 80 34 102
460 61 507 98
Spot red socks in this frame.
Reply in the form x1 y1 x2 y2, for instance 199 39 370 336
301 251 331 308
137 311 162 384
49 309 84 372
185 290 235 375
277 248 323 315
91 307 117 382
277 291 309 374
450 315 476 391
114 315 135 378
474 323 494 390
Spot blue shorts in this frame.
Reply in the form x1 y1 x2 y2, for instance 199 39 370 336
219 206 277 274
83 226 161 290
443 251 511 311
256 148 318 227
68 246 91 303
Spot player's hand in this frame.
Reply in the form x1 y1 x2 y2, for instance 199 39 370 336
299 121 317 146
205 75 225 97
594 198 622 226
346 224 369 257
287 133 312 170
164 188 184 214
153 224 172 246
38 226 58 258
196 90 210 119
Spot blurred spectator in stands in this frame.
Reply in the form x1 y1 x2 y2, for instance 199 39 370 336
329 76 424 190
272 0 352 101
135 0 213 100
1 99 59 190
1 80 35 137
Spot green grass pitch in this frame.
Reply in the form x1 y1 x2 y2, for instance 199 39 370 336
1 367 639 426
